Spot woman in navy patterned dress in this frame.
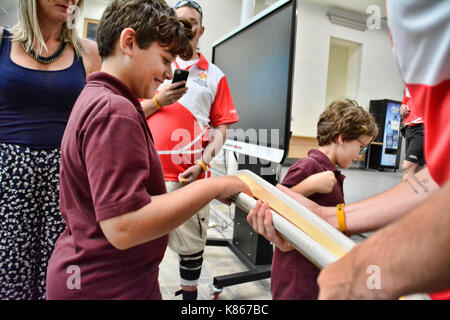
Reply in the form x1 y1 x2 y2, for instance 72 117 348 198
0 0 100 299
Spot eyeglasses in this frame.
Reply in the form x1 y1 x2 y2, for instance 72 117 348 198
174 0 203 18
357 139 369 155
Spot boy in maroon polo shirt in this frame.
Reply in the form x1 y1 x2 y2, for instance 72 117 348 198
248 99 378 299
46 0 250 300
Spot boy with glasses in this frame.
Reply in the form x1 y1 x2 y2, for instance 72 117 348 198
248 99 378 300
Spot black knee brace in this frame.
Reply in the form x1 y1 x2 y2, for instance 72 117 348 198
179 250 204 286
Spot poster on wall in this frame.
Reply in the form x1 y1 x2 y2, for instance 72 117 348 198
380 101 401 167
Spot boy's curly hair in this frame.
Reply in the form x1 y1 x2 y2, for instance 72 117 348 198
317 99 379 146
97 0 193 60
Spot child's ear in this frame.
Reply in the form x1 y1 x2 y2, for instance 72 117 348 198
337 134 345 145
119 28 136 57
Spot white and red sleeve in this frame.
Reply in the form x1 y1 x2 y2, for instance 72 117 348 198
388 0 450 186
210 76 239 127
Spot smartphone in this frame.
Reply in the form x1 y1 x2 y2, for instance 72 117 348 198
172 69 189 87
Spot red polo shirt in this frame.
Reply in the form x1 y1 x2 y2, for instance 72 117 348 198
46 72 167 300
272 149 345 299
147 53 238 181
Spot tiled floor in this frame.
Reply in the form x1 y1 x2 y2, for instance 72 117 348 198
158 164 403 300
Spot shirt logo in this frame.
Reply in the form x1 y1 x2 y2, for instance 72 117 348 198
194 71 208 88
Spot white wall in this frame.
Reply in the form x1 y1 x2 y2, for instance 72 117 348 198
0 0 19 27
291 0 404 136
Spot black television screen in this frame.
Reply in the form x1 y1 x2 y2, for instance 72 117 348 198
212 0 297 153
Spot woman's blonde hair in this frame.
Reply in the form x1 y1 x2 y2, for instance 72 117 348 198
9 0 84 57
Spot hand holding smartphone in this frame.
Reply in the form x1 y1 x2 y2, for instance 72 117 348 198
172 69 189 87
152 69 188 108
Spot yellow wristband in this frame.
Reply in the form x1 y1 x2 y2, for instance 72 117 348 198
337 203 350 237
195 159 207 172
153 96 161 110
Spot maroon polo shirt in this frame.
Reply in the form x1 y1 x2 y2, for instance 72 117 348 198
272 149 345 300
46 72 168 300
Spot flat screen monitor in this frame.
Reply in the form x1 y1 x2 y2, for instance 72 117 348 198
212 0 297 163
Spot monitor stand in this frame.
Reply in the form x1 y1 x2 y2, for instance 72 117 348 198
206 154 276 299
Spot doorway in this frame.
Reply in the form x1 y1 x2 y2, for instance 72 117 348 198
325 37 362 107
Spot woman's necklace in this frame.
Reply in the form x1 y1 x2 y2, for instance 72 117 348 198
21 40 68 64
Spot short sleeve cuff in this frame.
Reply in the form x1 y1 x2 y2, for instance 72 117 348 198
95 193 151 222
